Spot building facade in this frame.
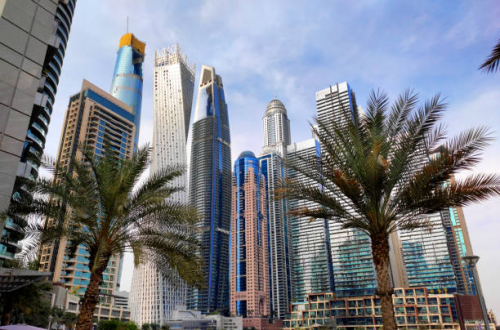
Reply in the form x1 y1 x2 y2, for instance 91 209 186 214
287 139 334 301
0 0 77 261
399 212 458 294
315 83 377 297
283 287 490 330
38 79 136 300
188 65 231 314
230 151 270 319
130 44 195 325
109 32 145 147
259 98 293 319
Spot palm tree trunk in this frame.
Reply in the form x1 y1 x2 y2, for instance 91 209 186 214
75 258 109 330
371 235 397 330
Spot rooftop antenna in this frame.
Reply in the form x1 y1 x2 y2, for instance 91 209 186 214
126 16 129 34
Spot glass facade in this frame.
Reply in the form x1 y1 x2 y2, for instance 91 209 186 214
399 213 458 293
110 33 145 148
315 82 377 298
287 139 335 301
188 66 231 314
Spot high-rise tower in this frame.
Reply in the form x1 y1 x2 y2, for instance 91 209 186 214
38 79 137 299
315 82 377 297
287 138 334 301
230 151 269 319
0 0 77 262
130 44 195 325
258 98 292 318
110 33 145 147
188 65 231 314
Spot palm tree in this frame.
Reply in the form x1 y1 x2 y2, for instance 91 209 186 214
277 90 500 330
8 144 202 330
479 39 500 73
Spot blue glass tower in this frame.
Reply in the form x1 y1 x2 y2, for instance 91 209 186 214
188 65 231 314
110 33 145 147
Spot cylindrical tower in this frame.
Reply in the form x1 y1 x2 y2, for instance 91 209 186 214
262 98 291 157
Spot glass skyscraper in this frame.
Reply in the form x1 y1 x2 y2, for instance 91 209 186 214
110 33 145 147
188 65 231 314
287 139 335 301
258 98 292 319
0 0 77 262
315 83 377 297
230 151 269 319
130 44 195 325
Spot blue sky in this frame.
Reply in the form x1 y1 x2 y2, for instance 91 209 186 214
45 0 500 314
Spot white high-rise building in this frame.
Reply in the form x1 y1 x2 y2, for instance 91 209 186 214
130 44 195 325
258 98 292 319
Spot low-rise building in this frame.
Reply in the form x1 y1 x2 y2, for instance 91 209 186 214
51 285 131 322
283 287 493 330
165 306 243 330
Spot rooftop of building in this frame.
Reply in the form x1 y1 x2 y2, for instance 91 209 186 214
238 150 256 159
265 98 287 116
119 33 146 55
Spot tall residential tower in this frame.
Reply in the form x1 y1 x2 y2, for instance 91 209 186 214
130 44 195 325
258 98 292 318
38 79 137 298
230 151 269 320
188 65 231 314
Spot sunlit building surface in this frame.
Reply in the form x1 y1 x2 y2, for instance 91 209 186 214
130 44 195 325
0 0 77 262
259 98 293 319
188 65 231 314
38 79 136 302
110 32 145 147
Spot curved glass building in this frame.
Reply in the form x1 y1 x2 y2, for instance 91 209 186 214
188 65 231 314
110 33 145 147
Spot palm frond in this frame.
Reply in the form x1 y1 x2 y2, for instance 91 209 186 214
479 39 500 73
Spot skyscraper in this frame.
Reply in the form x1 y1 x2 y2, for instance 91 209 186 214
258 98 292 319
315 83 377 297
287 139 334 301
188 65 231 314
0 0 77 261
38 79 137 298
230 151 269 319
110 33 145 147
130 44 195 325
